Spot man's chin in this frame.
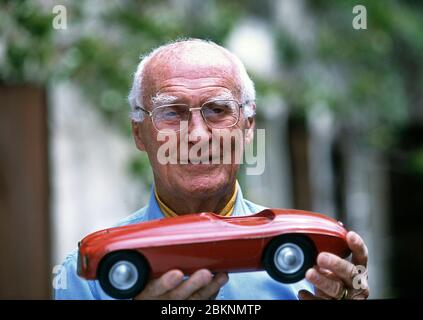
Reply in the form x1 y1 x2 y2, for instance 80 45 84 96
176 168 229 193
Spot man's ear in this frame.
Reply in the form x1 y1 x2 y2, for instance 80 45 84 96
132 120 146 151
244 104 256 145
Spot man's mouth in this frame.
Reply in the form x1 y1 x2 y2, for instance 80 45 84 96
187 155 217 165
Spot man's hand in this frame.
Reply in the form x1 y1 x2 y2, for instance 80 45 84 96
299 231 370 300
135 269 228 300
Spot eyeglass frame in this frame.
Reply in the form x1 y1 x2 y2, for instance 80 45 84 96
134 99 247 132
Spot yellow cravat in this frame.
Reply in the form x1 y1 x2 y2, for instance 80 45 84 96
155 183 238 218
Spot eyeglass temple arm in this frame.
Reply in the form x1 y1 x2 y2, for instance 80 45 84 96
135 105 152 116
239 100 255 108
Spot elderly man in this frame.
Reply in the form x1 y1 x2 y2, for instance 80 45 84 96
54 39 369 300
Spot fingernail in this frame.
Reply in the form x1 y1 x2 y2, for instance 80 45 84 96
306 269 316 281
319 253 330 266
169 272 182 286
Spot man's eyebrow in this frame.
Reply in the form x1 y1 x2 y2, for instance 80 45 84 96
150 93 179 107
150 92 236 107
206 92 235 101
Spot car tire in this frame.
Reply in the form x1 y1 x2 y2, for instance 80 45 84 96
98 251 149 299
262 234 317 284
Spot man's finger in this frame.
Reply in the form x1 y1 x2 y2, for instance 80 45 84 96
305 268 344 299
298 290 321 300
316 252 357 287
188 272 228 300
347 231 368 267
164 269 213 299
136 269 184 299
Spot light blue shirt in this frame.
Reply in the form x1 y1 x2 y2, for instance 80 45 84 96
54 183 314 299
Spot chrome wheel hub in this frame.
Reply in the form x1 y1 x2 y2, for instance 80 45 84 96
274 243 305 274
109 261 138 290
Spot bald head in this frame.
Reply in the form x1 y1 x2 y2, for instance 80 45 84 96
128 39 256 121
147 40 236 71
142 40 242 106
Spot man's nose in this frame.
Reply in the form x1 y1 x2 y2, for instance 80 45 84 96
188 109 211 142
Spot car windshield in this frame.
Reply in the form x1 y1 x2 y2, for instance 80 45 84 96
219 211 275 226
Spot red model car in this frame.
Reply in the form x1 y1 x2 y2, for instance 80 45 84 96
77 208 350 299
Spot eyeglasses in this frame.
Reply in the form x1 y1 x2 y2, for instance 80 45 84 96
135 99 244 133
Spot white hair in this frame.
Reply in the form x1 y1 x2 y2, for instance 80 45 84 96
128 38 256 122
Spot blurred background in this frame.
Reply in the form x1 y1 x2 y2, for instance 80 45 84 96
1 0 422 299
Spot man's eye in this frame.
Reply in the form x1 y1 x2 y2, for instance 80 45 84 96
207 104 231 113
155 109 182 121
210 107 225 114
164 111 178 117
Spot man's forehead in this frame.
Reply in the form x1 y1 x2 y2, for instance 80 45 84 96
143 43 240 92
146 57 236 83
150 41 234 68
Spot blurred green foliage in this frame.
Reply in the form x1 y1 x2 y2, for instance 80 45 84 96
1 0 422 184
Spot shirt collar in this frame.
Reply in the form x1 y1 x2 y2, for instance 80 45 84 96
146 180 247 220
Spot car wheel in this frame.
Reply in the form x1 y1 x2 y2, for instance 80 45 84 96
98 251 149 299
262 234 317 284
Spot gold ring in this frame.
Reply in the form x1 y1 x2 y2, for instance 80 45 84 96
337 287 348 300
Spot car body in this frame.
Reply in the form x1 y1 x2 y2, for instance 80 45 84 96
77 208 350 299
